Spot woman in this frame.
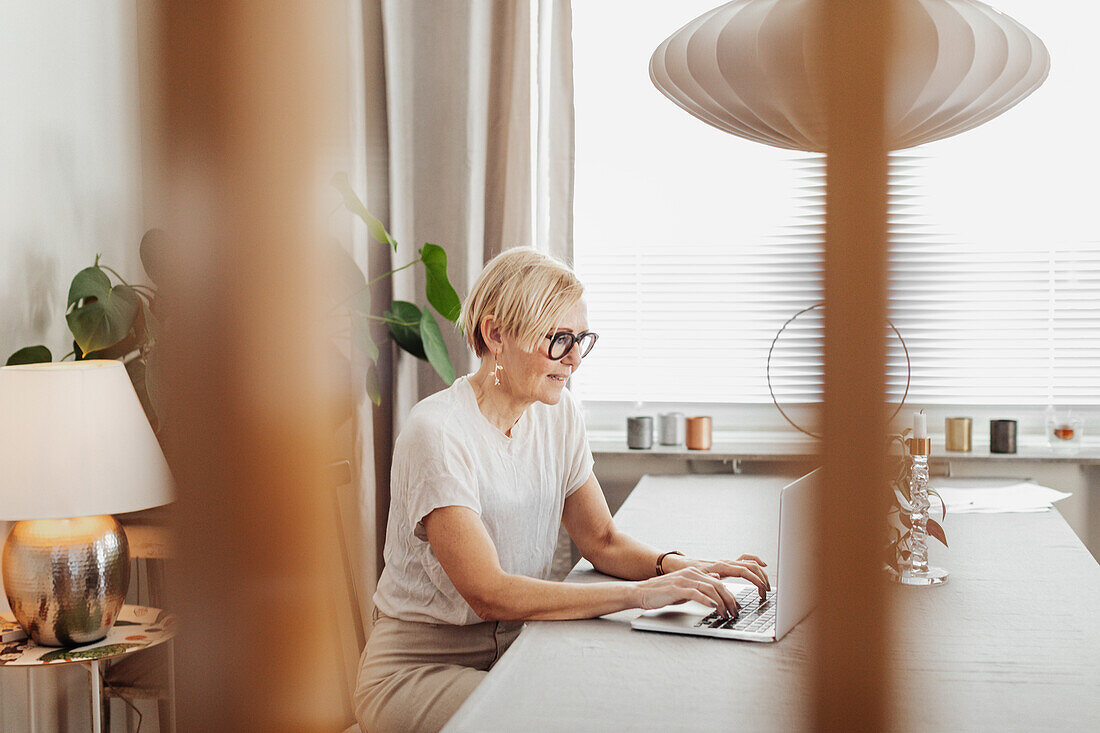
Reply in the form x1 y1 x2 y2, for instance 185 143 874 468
354 248 770 732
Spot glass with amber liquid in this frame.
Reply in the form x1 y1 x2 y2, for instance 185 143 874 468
1046 408 1082 455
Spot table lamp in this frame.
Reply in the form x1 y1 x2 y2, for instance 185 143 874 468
0 360 174 646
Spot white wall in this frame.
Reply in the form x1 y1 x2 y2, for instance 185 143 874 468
0 2 146 360
0 2 145 730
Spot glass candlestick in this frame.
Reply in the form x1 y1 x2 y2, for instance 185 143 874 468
894 437 949 586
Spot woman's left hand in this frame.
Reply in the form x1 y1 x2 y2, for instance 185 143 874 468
664 554 771 599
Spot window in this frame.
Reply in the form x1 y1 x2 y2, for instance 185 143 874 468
571 1 1100 415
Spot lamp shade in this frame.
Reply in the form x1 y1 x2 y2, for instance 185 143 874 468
649 0 1050 152
0 360 173 519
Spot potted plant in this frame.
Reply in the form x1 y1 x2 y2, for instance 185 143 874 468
6 175 460 426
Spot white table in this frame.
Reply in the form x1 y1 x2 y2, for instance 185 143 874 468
445 474 1100 731
1 605 176 733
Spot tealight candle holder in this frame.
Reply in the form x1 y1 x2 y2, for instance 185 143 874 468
944 417 972 452
685 416 712 450
626 416 654 450
990 420 1017 454
658 412 686 446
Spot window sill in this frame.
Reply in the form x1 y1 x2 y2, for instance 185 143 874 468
589 430 1100 464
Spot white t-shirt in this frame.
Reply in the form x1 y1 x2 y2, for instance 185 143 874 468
373 375 595 625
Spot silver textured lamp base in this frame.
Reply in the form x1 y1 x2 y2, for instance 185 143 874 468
2 515 130 646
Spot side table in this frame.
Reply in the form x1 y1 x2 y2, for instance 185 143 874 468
1 605 177 733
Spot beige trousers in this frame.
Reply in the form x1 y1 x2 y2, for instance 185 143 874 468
354 609 523 733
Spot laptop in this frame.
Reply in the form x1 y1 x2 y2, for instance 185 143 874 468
630 468 819 643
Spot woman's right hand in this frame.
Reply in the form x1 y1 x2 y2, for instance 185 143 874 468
633 567 741 618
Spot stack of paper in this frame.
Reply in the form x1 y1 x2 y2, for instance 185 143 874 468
1 615 26 643
930 478 1072 514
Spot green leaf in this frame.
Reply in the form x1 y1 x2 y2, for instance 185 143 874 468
331 172 397 251
926 518 948 548
65 267 141 355
6 345 52 365
143 349 166 432
387 300 426 359
893 486 914 513
350 288 372 317
144 306 162 346
345 281 371 321
420 244 461 323
85 302 147 361
419 309 455 385
125 357 156 430
927 487 947 521
351 313 379 362
366 364 381 406
328 238 368 306
67 265 111 305
329 347 354 426
139 229 169 286
38 643 146 663
73 340 85 361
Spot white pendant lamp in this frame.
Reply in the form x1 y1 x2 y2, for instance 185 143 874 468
649 0 1050 152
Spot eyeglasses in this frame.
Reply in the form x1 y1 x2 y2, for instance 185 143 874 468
545 331 598 361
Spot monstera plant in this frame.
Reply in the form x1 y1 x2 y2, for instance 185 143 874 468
6 231 167 429
329 172 460 404
6 174 460 428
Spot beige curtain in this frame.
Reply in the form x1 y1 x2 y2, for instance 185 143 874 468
352 0 576 608
382 0 533 416
536 0 575 263
355 0 392 634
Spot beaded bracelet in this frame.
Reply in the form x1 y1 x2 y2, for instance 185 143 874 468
656 550 684 576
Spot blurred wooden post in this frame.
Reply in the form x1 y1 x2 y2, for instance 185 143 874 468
816 1 895 730
157 2 345 730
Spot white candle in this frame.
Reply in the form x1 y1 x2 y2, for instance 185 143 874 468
914 411 927 439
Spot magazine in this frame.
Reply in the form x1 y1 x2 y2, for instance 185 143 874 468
0 616 27 643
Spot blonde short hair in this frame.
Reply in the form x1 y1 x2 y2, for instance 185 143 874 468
460 248 584 358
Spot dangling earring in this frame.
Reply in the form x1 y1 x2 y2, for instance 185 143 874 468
493 361 503 387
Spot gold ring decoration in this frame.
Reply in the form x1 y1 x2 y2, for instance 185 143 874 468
766 302 911 439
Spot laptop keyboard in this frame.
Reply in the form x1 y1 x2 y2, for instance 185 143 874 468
695 588 777 634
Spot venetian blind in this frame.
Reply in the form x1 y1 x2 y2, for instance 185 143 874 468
571 0 1100 408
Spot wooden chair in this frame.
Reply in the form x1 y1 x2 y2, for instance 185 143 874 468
330 459 369 733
